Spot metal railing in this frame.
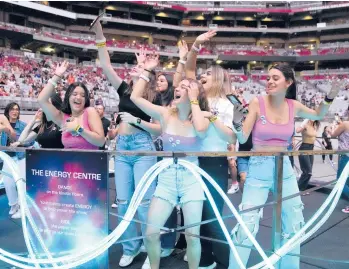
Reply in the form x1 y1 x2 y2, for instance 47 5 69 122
0 146 348 268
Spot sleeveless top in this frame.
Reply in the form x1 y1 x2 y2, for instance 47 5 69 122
162 133 202 163
62 109 98 150
252 96 294 147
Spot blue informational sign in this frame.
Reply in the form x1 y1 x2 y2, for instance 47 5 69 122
26 149 109 268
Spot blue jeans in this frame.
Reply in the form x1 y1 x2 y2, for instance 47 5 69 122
229 156 304 269
338 155 349 199
115 132 157 256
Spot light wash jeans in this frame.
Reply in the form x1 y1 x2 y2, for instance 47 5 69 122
229 156 304 269
2 156 26 206
115 132 157 256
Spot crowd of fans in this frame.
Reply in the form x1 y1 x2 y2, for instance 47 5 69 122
4 21 349 57
1 49 348 118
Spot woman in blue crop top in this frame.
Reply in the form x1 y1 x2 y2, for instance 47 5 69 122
92 18 162 268
131 52 211 269
228 63 342 269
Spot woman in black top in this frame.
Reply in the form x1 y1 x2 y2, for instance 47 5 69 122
92 17 161 268
13 93 64 149
322 126 333 164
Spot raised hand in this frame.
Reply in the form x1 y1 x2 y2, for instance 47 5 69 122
179 40 188 60
135 47 147 65
55 61 69 78
34 109 43 123
195 30 217 45
327 79 344 99
187 82 200 101
144 52 159 70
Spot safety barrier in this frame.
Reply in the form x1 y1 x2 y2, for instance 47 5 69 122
0 147 348 269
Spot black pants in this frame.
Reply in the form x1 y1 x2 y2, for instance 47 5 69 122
298 143 314 191
289 156 294 168
198 157 229 267
322 144 333 161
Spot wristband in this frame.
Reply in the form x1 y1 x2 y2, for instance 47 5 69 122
74 124 81 133
190 100 199 105
179 59 186 65
209 115 218 122
54 73 62 79
144 69 154 74
324 96 334 103
191 44 200 52
95 38 106 43
48 79 57 88
96 42 106 48
139 74 150 82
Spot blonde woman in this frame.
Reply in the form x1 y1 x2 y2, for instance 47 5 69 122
185 31 236 268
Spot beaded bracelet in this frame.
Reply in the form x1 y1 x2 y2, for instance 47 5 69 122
139 74 150 82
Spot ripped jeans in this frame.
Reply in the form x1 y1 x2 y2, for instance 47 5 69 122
115 132 157 256
229 156 304 269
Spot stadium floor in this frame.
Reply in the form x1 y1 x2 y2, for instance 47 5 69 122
0 155 348 269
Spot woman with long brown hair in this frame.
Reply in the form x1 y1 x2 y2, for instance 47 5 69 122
131 52 211 269
91 17 161 268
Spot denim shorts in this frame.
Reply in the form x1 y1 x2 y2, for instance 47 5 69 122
237 157 249 174
154 164 206 207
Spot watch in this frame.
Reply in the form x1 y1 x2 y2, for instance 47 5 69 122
136 118 142 125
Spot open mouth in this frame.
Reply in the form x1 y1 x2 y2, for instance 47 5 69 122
174 93 181 99
73 101 82 105
200 78 207 85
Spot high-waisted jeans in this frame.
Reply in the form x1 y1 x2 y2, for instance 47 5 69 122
114 132 157 256
229 156 304 269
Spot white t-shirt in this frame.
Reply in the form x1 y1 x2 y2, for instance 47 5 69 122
201 97 235 152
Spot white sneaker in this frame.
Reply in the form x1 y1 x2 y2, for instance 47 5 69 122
119 250 140 267
199 262 217 269
11 209 21 219
161 248 174 258
330 161 336 166
184 253 187 262
111 202 118 208
140 244 147 252
9 204 20 215
227 183 239 194
141 257 150 269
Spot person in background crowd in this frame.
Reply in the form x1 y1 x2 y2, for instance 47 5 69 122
322 126 334 165
296 119 321 192
185 30 236 269
1 102 26 219
11 93 64 150
330 106 349 213
232 133 253 194
95 102 110 150
38 61 105 150
229 62 340 269
92 17 161 269
131 51 211 269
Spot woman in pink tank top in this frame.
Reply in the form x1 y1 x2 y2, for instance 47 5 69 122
228 63 342 269
38 61 105 149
